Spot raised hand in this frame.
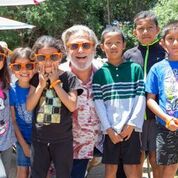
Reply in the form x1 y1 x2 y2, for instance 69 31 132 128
38 64 48 89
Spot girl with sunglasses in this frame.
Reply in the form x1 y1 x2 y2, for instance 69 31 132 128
9 47 35 178
0 45 16 178
26 35 83 178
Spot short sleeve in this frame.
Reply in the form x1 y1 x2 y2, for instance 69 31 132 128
9 87 15 106
145 66 159 95
60 71 83 96
30 73 39 88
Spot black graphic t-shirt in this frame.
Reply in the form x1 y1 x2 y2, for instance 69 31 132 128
30 71 82 143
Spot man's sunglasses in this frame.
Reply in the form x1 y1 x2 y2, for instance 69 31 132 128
0 53 6 61
33 53 62 62
9 62 35 71
66 42 94 50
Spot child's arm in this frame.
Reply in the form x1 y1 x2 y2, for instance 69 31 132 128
52 85 77 112
11 106 30 157
147 93 178 131
48 65 77 112
120 65 145 139
26 71 48 111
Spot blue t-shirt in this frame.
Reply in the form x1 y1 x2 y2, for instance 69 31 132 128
9 82 33 144
146 59 178 126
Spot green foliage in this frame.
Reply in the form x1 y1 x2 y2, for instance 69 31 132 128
0 0 156 50
153 0 178 28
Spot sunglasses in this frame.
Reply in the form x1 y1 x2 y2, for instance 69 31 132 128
0 53 6 61
9 62 35 71
34 53 62 62
67 42 94 50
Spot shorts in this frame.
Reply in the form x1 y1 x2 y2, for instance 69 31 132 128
156 124 178 165
16 142 31 167
141 119 156 152
102 131 141 165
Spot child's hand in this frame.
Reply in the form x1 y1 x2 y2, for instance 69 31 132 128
167 118 178 131
38 64 48 89
48 64 59 83
22 143 30 158
107 128 123 144
120 125 134 141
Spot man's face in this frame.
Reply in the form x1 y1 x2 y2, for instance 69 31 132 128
133 18 160 45
66 32 95 71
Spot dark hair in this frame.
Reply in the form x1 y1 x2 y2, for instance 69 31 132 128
161 20 178 39
32 35 64 57
10 47 32 64
134 11 158 28
100 26 125 44
0 45 10 89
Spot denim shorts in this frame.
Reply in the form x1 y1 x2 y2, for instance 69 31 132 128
16 142 31 167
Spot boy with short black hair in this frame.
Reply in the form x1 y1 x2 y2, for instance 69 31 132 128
92 26 145 178
124 10 166 178
146 20 178 178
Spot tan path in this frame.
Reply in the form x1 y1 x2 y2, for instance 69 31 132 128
87 161 153 178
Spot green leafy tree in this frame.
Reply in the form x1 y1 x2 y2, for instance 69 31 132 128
153 0 178 28
0 0 156 50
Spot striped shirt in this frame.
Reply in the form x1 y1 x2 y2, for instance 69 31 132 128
92 61 145 134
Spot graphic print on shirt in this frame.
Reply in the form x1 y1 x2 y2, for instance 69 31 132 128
0 90 9 135
16 103 32 124
165 68 178 118
36 85 62 125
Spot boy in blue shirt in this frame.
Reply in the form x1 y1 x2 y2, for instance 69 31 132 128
146 20 178 178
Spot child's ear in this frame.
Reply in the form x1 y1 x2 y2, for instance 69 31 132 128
100 44 105 52
133 29 137 37
156 26 160 35
123 42 126 50
160 39 167 52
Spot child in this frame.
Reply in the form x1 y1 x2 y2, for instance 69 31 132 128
92 26 145 178
9 47 35 178
124 10 166 178
0 45 16 177
26 35 82 178
146 20 178 178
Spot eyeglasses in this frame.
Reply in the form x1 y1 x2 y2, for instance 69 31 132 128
33 53 62 62
9 62 35 71
66 42 94 50
0 53 6 61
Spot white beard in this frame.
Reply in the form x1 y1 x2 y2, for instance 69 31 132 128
67 53 95 71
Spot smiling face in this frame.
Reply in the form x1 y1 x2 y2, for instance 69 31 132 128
37 47 61 74
12 58 34 85
66 31 95 71
101 32 125 64
134 18 160 45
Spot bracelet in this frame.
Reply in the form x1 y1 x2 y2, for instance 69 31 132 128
50 80 61 88
166 118 174 128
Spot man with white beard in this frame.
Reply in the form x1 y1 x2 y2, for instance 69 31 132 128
61 25 103 178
